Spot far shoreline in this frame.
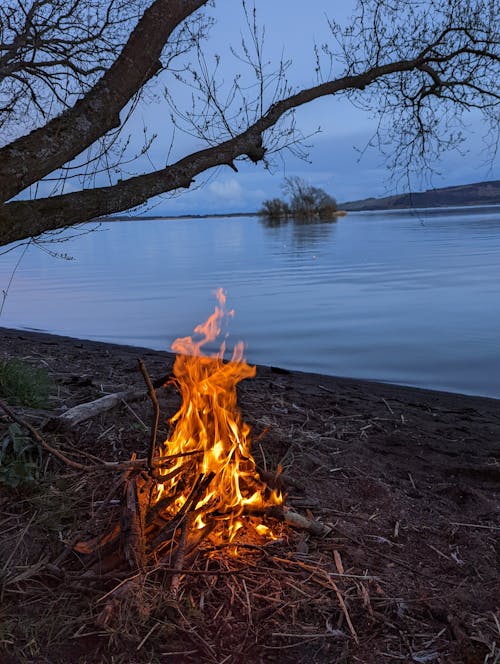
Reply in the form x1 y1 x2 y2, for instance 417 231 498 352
101 201 500 222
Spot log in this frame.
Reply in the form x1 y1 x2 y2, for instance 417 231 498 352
50 388 146 429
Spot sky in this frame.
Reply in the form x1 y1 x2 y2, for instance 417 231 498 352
24 0 500 216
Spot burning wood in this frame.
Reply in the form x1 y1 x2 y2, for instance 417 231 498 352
150 289 282 544
75 290 328 588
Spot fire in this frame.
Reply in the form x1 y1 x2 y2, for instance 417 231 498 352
154 289 281 543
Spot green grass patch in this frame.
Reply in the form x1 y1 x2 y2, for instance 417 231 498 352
0 359 53 408
0 423 41 487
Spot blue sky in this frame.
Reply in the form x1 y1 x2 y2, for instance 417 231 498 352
129 0 498 216
31 1 500 215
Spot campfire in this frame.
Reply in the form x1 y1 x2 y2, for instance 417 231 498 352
74 290 326 592
148 288 282 551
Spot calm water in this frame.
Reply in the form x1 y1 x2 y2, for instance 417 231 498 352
1 206 499 398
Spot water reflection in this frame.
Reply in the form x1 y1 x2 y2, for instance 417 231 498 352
259 215 338 248
259 214 338 229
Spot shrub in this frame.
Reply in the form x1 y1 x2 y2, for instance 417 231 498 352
260 178 338 221
0 423 40 487
259 198 290 219
284 177 337 219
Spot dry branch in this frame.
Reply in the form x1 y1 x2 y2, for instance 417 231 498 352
121 475 148 570
0 397 92 471
138 358 160 470
257 466 305 493
246 505 331 536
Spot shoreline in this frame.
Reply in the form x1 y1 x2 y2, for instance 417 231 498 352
1 324 499 662
2 325 499 407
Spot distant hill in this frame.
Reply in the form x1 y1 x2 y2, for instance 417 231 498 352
341 180 500 211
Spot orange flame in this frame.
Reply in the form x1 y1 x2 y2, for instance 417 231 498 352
155 289 281 542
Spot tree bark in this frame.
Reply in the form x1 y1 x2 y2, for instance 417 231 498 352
0 0 207 204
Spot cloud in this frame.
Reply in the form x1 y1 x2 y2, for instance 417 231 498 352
208 178 243 201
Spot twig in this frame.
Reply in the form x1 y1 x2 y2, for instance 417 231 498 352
450 521 500 531
0 399 202 473
381 398 395 415
326 576 359 644
170 514 193 595
138 358 160 470
257 466 305 492
136 622 160 651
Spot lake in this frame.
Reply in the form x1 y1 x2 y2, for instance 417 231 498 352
1 206 499 398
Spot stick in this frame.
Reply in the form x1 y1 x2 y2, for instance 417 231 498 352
151 472 214 551
0 398 91 471
1 398 204 474
169 514 193 595
245 505 331 536
328 577 359 644
138 359 160 470
121 475 147 570
257 466 305 493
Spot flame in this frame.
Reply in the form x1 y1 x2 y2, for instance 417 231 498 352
154 289 281 542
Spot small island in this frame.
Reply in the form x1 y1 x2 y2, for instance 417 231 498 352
259 176 347 221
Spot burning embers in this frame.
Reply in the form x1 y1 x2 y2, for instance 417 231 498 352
152 288 282 545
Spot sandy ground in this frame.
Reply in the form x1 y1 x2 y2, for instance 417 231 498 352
0 326 498 663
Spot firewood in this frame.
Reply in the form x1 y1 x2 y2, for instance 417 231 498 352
121 474 152 570
169 513 193 595
138 358 160 470
257 466 306 493
74 523 121 555
150 473 214 552
245 505 331 536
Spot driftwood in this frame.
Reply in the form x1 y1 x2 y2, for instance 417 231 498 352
48 361 173 432
51 388 146 429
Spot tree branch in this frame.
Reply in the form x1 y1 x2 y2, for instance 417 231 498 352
1 56 440 245
0 0 207 204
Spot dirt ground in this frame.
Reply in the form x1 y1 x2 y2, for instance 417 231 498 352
0 326 498 663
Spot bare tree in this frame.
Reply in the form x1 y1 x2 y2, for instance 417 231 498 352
0 0 498 247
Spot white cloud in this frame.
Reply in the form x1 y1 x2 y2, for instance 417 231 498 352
208 178 243 201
